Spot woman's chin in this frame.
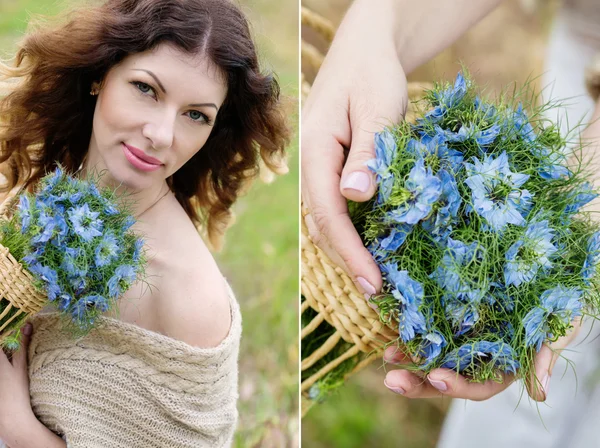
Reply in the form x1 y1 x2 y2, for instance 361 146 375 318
103 164 158 192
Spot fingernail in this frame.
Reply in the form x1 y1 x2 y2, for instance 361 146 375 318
384 379 405 395
542 373 551 397
384 357 403 366
22 323 32 336
342 171 371 193
428 377 448 392
357 277 376 297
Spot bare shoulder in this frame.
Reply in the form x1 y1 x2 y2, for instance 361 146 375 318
148 206 232 348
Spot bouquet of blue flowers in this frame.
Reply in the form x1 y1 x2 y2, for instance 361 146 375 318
350 72 600 383
0 168 145 349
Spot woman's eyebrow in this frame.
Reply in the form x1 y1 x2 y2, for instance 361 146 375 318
131 69 167 94
189 103 219 111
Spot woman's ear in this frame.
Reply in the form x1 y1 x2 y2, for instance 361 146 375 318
90 81 101 96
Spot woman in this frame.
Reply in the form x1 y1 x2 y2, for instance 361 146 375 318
0 0 289 446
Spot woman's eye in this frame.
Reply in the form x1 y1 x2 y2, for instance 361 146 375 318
132 81 156 98
187 110 211 124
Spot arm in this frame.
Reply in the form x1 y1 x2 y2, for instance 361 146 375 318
3 416 66 448
0 324 66 448
392 0 503 73
303 0 503 293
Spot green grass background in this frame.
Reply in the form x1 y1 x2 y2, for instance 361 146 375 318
0 1 299 446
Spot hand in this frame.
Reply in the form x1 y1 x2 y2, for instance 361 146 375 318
0 323 37 442
302 0 407 296
382 320 581 401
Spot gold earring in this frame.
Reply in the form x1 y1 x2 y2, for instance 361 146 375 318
90 84 100 96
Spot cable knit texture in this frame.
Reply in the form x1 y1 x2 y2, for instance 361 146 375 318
26 291 241 448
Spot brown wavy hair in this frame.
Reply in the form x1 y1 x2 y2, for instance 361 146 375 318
0 0 290 249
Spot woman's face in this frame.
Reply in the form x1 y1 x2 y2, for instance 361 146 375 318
87 42 227 192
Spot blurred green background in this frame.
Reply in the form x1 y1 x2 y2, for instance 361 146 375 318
301 0 558 447
0 0 299 447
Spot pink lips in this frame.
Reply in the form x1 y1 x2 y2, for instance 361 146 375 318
122 143 163 172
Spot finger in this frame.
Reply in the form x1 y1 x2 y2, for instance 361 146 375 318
384 369 442 398
383 345 413 365
12 323 32 374
426 368 514 401
303 212 351 276
527 344 554 402
302 133 383 294
339 124 378 202
527 321 580 402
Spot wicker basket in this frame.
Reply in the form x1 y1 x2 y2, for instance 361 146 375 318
300 6 432 415
0 193 47 342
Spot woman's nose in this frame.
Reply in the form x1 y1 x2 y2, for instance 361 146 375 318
142 115 175 151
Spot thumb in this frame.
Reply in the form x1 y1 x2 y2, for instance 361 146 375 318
528 343 559 402
340 124 379 202
340 92 407 203
12 322 32 374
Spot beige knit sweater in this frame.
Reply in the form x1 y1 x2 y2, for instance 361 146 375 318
26 291 241 448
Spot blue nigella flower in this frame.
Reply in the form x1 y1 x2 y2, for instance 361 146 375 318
511 103 536 142
474 96 497 121
464 151 533 231
71 277 88 296
504 220 557 287
68 203 103 241
22 247 44 267
17 195 32 233
69 191 84 204
71 294 109 322
381 224 413 252
564 182 598 215
31 211 57 245
62 247 86 278
407 131 464 173
533 147 570 181
440 123 501 150
367 223 413 263
385 158 442 225
488 321 516 343
103 198 119 216
367 241 387 264
524 285 583 351
423 73 469 123
107 265 137 298
94 232 120 267
29 263 61 301
381 263 427 342
133 239 144 264
58 293 72 312
488 281 515 312
37 192 69 207
40 167 63 194
89 183 101 198
441 341 520 374
582 231 600 284
431 238 482 294
418 330 447 367
122 216 136 232
366 129 398 204
443 289 485 336
422 169 462 245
